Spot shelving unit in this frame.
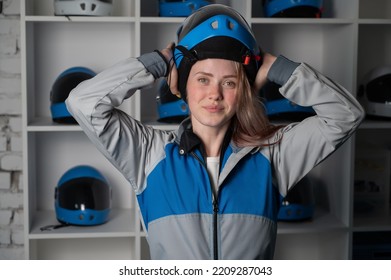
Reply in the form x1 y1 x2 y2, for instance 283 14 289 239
20 0 391 260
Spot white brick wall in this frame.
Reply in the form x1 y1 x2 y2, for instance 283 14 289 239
0 0 24 260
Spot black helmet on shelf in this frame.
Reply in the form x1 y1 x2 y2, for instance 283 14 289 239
156 79 189 123
259 81 315 120
159 0 212 17
263 0 323 18
55 165 112 226
358 66 391 118
173 4 262 101
50 66 96 124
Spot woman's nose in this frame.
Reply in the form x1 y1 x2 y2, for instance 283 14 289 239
208 83 223 100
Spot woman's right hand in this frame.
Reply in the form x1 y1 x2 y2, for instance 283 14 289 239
160 42 181 99
254 52 277 92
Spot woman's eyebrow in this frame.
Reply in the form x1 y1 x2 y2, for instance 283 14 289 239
194 71 238 78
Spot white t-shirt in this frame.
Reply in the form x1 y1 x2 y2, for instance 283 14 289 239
206 156 220 195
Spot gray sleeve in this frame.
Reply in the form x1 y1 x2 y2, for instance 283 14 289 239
138 51 169 79
264 61 365 196
267 55 300 85
65 55 173 194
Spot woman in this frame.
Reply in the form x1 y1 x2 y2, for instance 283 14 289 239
66 4 364 259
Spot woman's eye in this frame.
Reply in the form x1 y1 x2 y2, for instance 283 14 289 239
198 77 208 84
223 80 236 88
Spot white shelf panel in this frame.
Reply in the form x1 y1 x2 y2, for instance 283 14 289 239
140 17 185 23
29 209 137 239
277 209 346 234
251 18 355 25
27 117 82 132
358 19 391 24
24 15 136 23
358 120 391 129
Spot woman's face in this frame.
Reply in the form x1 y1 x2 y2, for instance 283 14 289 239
186 58 238 132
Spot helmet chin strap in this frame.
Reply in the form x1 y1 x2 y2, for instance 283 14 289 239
175 45 199 65
174 45 200 102
40 223 70 231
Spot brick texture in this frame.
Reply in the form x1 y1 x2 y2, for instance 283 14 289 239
0 0 24 259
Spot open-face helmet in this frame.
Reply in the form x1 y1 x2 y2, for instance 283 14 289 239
174 4 262 101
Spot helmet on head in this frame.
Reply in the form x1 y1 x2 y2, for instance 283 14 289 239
174 4 262 101
358 66 391 118
263 0 323 18
260 81 315 120
54 0 113 16
55 165 112 226
159 0 211 17
50 66 95 124
157 79 189 123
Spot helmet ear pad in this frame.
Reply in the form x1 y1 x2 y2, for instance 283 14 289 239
175 36 261 102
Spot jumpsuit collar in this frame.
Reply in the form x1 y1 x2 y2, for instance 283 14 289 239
177 118 233 161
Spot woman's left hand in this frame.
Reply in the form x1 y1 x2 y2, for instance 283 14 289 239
160 42 181 98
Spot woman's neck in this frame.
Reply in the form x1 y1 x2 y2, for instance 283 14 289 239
192 123 230 157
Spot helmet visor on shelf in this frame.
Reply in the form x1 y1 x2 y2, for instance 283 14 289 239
366 74 391 103
56 177 111 211
157 80 189 123
260 81 315 120
263 0 323 18
51 70 95 104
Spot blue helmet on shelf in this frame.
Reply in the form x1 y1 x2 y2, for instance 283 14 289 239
174 4 262 101
159 0 211 17
50 66 96 124
157 79 189 123
260 81 315 120
278 175 315 221
55 165 112 226
263 0 323 18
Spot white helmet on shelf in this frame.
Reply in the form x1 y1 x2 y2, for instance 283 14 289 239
358 66 391 118
54 0 113 16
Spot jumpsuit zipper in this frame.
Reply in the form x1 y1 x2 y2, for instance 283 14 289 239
191 151 219 260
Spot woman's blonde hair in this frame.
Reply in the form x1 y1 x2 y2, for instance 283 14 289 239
231 62 283 147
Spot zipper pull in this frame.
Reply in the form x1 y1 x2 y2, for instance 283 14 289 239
213 200 219 213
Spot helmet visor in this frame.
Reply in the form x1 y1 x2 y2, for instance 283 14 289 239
57 177 110 211
366 74 391 103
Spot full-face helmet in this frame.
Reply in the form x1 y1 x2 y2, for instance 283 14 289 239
278 175 315 221
263 0 323 18
159 0 211 17
55 165 112 226
54 0 113 16
260 81 315 120
358 66 391 118
157 79 189 123
50 66 95 124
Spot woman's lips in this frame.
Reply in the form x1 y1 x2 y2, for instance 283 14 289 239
203 105 223 113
